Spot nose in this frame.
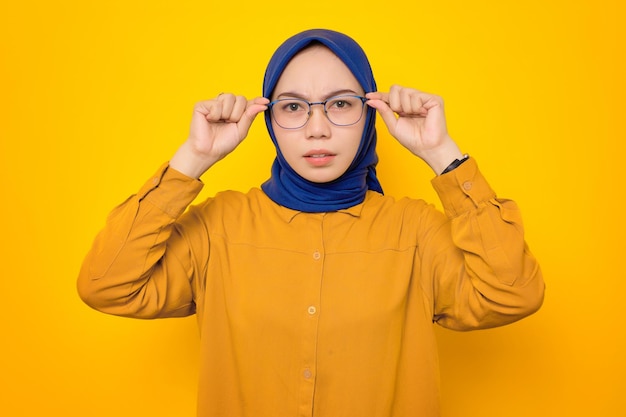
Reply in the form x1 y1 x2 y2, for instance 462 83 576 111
304 103 331 138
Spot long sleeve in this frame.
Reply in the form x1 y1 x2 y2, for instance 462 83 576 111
426 158 545 330
77 163 205 319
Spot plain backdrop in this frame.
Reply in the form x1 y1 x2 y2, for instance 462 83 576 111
1 1 624 416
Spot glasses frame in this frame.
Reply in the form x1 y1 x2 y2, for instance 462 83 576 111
268 95 368 129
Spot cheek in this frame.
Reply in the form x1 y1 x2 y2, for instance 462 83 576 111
347 122 367 154
271 121 288 153
274 132 299 161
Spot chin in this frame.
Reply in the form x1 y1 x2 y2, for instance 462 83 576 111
300 170 345 184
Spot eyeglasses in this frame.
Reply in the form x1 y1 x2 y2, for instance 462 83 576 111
268 95 368 129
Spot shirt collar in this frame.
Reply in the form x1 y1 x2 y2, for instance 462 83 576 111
273 192 369 223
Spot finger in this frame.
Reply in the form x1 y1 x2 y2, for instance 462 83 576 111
388 85 403 113
194 100 225 123
401 89 417 115
243 97 269 120
216 93 237 121
393 86 426 116
227 95 248 122
420 94 444 111
399 89 431 117
365 91 388 103
405 94 440 119
414 93 433 117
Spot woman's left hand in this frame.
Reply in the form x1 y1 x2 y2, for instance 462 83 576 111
366 85 464 174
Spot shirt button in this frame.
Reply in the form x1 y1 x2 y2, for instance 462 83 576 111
307 306 317 315
152 177 159 185
462 181 473 190
303 369 312 379
313 251 321 260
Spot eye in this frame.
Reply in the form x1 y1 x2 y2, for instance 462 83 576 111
327 96 355 111
279 100 307 113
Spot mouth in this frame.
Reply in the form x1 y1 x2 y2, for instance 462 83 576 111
305 153 334 158
303 150 336 166
304 149 336 158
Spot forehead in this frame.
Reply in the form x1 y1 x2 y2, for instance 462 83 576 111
273 45 362 96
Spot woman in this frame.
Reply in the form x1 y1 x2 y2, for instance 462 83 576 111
78 29 544 417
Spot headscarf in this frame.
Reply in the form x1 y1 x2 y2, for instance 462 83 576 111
260 29 383 213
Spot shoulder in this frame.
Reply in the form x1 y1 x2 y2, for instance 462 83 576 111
357 191 446 233
362 191 437 217
192 187 269 215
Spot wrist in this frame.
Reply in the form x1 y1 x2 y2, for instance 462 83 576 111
169 141 220 179
418 137 464 174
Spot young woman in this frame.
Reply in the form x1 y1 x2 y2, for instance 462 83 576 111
78 29 544 417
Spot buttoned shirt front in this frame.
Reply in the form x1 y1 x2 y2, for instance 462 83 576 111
78 158 544 417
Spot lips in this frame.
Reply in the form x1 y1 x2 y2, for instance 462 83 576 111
306 153 333 158
303 149 336 166
304 149 335 158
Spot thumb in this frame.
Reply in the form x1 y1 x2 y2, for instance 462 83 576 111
366 97 397 133
237 97 269 137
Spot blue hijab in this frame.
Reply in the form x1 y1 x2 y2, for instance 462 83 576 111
260 29 383 213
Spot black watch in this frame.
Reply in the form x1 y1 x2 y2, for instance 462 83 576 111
440 154 469 175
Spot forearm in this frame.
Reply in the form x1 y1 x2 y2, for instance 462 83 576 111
77 163 204 318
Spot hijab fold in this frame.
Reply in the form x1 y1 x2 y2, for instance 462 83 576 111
261 29 383 213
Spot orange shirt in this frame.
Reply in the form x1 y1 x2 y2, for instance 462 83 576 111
78 158 544 417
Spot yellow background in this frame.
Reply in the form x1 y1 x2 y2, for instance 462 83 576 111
1 0 624 416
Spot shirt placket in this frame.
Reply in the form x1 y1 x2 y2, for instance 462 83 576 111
298 215 325 417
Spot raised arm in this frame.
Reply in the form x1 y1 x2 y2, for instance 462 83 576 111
368 85 544 329
77 94 268 318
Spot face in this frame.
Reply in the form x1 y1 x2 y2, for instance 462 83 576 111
271 45 366 184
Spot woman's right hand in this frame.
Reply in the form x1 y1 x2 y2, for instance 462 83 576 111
170 94 269 178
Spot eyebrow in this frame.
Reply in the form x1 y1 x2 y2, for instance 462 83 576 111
275 89 362 100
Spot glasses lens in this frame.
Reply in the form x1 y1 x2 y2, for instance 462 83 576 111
325 95 365 126
271 99 309 129
270 95 366 129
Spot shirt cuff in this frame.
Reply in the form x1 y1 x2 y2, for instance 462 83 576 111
137 162 204 218
430 158 497 218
